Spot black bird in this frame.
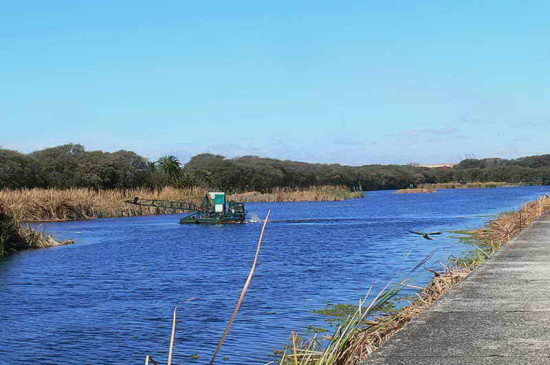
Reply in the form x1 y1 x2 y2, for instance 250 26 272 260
409 231 442 240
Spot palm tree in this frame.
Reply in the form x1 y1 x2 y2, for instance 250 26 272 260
146 161 157 172
157 155 181 182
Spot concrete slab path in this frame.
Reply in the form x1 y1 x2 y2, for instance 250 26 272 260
363 211 550 365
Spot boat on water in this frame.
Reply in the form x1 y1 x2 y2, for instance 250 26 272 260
179 192 246 224
126 192 246 224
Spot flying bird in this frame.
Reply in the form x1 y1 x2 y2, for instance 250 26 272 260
409 231 442 240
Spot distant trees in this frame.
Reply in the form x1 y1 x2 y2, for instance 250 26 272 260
0 149 42 189
0 144 548 191
0 144 150 190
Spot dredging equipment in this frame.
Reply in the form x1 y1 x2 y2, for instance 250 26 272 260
125 192 246 224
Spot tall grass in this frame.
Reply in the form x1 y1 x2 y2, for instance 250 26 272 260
279 195 550 364
418 182 521 189
277 282 409 365
0 187 208 221
0 204 71 256
0 186 363 222
230 186 363 203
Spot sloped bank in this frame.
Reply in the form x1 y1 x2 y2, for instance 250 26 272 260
0 205 73 256
278 195 550 365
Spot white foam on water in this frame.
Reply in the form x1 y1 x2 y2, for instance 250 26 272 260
248 212 262 223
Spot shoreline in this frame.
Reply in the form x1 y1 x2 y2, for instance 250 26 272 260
418 182 526 190
346 194 550 362
280 194 550 364
0 206 74 257
363 202 550 364
0 186 362 223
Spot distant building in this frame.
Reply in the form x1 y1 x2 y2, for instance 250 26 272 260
419 163 457 169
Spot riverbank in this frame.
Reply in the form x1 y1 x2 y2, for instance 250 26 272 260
0 186 362 222
0 205 73 256
364 201 550 364
230 186 364 202
419 182 522 189
394 188 436 194
281 194 550 364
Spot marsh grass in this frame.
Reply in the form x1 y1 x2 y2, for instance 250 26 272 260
0 204 72 256
276 282 409 365
0 186 363 222
394 188 436 194
229 186 363 203
418 182 521 189
279 195 550 365
0 187 208 222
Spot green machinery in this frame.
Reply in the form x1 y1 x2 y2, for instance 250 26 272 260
125 192 246 224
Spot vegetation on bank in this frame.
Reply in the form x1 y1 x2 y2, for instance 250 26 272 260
278 195 550 364
418 181 520 189
0 205 72 256
230 186 363 202
0 186 361 222
394 188 436 194
0 187 207 222
1 144 549 192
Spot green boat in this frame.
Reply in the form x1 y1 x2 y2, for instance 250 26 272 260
179 192 245 224
125 192 246 224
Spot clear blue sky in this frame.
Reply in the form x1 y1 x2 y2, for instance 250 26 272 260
1 1 549 165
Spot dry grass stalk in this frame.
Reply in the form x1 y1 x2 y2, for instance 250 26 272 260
167 307 177 365
209 210 271 364
141 209 270 364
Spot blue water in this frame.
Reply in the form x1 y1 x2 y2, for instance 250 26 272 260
1 186 549 364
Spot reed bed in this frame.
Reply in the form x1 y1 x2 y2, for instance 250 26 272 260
418 182 519 189
229 186 363 203
279 194 550 365
0 187 208 222
394 188 436 194
0 186 362 222
0 204 72 256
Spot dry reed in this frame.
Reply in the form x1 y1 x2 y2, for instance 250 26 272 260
0 204 73 256
0 187 208 222
230 186 363 203
418 182 519 189
394 188 436 194
210 210 271 364
143 212 271 365
0 186 362 222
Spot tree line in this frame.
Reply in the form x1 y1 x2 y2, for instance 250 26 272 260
0 144 548 191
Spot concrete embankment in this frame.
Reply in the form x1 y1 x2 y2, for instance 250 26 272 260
363 211 550 364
